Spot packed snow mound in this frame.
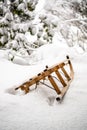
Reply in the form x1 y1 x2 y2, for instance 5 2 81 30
30 43 69 63
25 42 83 65
0 42 84 65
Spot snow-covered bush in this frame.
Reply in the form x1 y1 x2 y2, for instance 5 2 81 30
0 0 87 64
70 0 87 50
0 1 3 16
44 0 87 50
72 0 87 16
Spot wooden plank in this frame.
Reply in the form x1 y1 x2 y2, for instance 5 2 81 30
48 75 61 94
61 67 71 81
55 70 67 87
68 60 74 79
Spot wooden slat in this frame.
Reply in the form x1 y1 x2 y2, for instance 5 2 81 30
55 70 67 87
61 67 71 81
48 75 61 94
68 60 74 79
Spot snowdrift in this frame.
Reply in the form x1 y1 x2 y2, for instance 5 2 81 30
0 42 87 130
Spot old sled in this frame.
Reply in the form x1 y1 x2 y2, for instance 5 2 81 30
15 55 74 101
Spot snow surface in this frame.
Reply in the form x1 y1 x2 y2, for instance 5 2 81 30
0 42 87 130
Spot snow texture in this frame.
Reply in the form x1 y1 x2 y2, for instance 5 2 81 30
0 41 87 130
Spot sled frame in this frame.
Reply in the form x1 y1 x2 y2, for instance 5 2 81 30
15 55 74 100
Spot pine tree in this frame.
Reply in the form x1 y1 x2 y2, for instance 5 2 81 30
0 0 57 58
0 0 39 57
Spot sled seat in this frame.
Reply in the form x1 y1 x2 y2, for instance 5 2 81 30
15 55 74 101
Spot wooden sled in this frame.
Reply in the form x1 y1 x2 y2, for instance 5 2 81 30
15 55 74 101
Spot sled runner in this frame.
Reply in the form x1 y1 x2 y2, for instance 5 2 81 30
15 55 74 101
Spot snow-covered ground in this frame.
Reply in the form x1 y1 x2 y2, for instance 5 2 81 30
0 42 87 130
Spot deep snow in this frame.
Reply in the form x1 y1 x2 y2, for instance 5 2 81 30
0 42 87 130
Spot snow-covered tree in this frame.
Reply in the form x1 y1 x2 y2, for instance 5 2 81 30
0 0 57 58
0 0 38 56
